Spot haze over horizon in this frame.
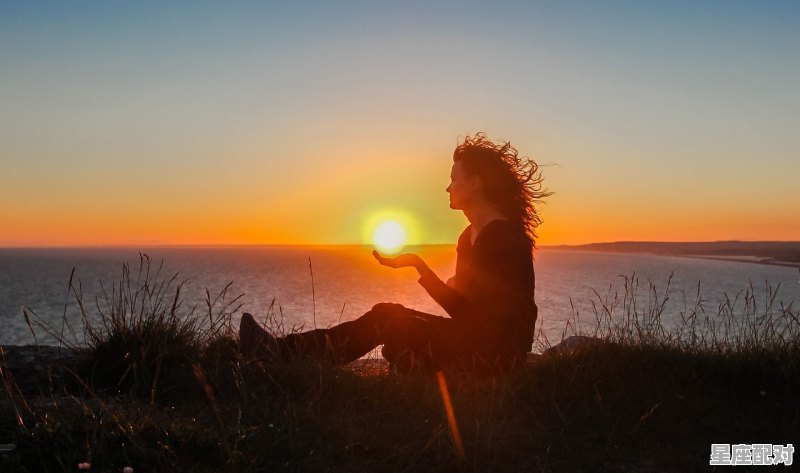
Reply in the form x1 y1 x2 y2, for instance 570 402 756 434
4 239 800 251
2 1 799 247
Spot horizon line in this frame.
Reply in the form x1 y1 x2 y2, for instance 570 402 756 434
2 239 800 250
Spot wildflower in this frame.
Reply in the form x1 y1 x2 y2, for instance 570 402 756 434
78 462 91 470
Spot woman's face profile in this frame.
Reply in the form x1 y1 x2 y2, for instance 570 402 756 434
446 161 476 210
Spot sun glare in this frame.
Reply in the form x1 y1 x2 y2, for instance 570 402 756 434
362 208 421 250
373 220 406 254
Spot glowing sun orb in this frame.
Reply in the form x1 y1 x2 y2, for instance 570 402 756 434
373 220 407 254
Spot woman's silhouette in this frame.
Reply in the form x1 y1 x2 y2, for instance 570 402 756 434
240 133 550 373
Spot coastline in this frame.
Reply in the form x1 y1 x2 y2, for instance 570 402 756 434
543 241 800 269
675 254 800 269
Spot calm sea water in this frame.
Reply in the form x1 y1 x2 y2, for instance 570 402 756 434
2 246 799 351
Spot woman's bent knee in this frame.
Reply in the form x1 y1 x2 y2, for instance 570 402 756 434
359 302 414 338
362 302 406 325
370 302 406 313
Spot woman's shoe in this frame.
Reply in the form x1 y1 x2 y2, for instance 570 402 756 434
239 313 281 361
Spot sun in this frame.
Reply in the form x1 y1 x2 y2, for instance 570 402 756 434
373 220 407 254
361 208 421 250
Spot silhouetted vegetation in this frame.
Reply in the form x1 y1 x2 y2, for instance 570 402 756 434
2 256 798 472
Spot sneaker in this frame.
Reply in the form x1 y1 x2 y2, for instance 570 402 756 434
239 313 281 361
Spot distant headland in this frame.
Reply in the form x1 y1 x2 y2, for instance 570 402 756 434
543 241 800 268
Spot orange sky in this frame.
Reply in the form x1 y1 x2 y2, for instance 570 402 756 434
4 138 798 247
2 3 799 247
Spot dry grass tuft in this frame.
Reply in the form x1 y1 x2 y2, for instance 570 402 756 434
2 259 798 472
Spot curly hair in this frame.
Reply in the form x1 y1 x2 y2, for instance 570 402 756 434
453 133 551 248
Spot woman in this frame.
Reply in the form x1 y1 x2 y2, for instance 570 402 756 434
240 133 550 373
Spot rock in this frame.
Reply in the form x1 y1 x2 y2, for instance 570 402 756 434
0 345 81 396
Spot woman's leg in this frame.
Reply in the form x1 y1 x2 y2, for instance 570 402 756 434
378 308 458 372
239 303 456 366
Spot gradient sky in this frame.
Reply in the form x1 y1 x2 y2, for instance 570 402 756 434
2 1 799 247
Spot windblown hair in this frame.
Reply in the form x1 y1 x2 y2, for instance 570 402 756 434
453 133 551 248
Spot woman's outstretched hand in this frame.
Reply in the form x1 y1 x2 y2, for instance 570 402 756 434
372 250 423 270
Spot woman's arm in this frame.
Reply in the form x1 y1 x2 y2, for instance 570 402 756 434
445 276 457 288
372 250 477 321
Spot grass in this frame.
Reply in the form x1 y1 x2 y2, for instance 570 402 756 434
1 257 798 472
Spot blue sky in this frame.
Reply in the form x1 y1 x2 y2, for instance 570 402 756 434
2 1 798 245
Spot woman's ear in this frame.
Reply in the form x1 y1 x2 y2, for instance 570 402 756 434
468 174 484 194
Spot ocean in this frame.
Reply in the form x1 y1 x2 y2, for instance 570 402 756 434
2 246 799 351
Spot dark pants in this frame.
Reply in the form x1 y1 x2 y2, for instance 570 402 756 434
271 303 521 373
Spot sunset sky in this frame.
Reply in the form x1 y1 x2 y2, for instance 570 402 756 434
2 1 798 247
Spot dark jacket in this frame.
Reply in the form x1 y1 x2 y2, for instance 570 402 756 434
417 219 537 359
